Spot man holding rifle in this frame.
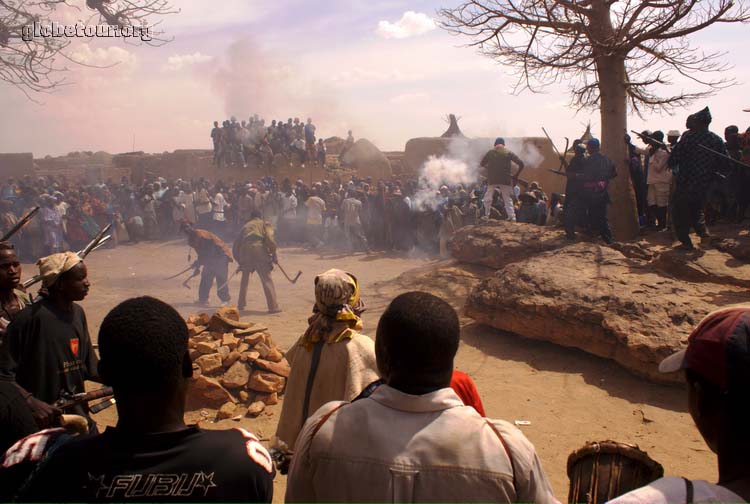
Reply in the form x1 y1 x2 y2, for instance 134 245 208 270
0 252 99 431
668 107 728 250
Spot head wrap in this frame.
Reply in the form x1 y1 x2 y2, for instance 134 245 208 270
587 138 600 149
693 107 712 126
37 251 82 288
300 269 365 350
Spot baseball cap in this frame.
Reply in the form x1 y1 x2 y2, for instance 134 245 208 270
659 306 750 390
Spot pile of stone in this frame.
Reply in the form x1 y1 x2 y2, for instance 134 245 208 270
185 306 290 420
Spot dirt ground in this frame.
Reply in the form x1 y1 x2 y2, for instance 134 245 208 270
27 239 715 502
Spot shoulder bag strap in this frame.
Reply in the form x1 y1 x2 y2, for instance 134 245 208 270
300 340 325 428
484 419 517 491
683 478 694 504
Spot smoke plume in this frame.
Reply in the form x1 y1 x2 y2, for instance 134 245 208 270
210 38 338 127
413 137 544 210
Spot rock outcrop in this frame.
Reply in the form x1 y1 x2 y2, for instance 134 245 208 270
714 232 750 263
465 242 750 383
449 221 568 269
452 222 750 382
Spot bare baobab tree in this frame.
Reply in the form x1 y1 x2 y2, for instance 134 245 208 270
440 0 750 239
0 0 177 98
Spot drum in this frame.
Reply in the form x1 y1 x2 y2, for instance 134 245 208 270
567 440 664 504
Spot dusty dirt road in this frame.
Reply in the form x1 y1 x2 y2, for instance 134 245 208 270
27 239 714 502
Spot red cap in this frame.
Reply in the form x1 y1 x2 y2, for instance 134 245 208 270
659 306 750 390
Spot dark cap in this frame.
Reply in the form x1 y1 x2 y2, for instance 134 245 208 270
659 306 750 390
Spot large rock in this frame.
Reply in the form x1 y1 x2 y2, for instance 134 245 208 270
187 313 210 326
248 371 286 394
194 353 223 375
340 139 391 179
195 341 219 355
186 376 236 410
222 351 242 368
217 401 237 420
254 358 291 378
246 401 266 417
652 248 750 288
221 333 240 350
220 361 252 389
208 306 251 332
450 221 568 269
714 233 750 263
465 243 750 383
376 261 490 310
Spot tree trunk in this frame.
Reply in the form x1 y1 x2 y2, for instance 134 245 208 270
597 56 639 241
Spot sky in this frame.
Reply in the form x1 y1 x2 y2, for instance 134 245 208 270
1 0 748 156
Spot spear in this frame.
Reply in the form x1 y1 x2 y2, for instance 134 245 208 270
542 127 568 171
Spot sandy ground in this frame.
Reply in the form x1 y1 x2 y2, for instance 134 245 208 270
23 239 715 502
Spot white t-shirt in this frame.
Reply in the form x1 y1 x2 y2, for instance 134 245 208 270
608 477 746 504
281 194 297 219
340 198 362 227
212 192 227 221
305 196 326 225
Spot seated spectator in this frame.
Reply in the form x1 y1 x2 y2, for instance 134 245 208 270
286 291 557 503
609 306 750 504
517 191 544 224
17 296 274 502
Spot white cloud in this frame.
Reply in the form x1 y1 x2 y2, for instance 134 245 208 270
69 44 137 70
376 11 436 39
163 52 213 71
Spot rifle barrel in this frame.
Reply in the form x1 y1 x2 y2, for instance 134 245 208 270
0 206 40 242
78 223 112 259
698 144 750 169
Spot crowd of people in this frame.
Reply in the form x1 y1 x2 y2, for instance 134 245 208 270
0 249 748 502
0 107 748 502
0 107 746 270
0 170 527 264
210 114 349 170
623 109 750 248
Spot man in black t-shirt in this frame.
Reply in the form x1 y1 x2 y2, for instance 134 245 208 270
0 252 99 428
18 296 274 503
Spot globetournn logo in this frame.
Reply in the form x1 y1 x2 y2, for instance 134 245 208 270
21 22 152 42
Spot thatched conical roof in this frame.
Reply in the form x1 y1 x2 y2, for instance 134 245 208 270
441 114 466 138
